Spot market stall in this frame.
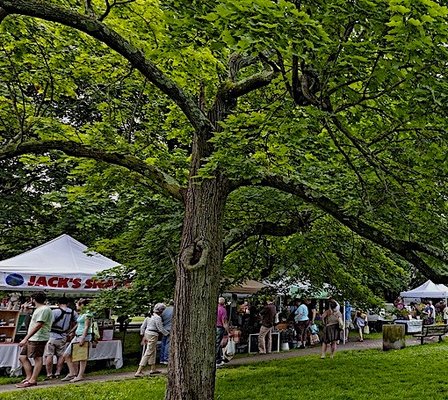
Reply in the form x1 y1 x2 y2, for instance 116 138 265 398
0 234 120 293
0 234 123 375
399 280 448 301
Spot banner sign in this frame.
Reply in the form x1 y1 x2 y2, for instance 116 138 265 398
0 272 115 291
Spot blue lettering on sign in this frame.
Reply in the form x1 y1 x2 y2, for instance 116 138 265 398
5 273 25 287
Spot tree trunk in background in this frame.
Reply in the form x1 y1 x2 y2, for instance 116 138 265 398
382 324 406 351
165 176 228 400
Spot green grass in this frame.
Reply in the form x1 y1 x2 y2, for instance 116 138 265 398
4 341 448 399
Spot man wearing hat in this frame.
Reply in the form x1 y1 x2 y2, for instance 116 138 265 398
135 303 169 377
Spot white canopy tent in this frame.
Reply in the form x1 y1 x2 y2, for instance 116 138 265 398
226 280 269 295
400 280 448 299
0 234 120 293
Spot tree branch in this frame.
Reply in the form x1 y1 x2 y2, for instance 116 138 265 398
252 173 448 281
223 213 312 254
0 7 7 23
228 69 276 99
0 139 183 201
0 0 210 133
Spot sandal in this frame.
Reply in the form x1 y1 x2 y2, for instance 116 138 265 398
15 381 37 388
70 377 84 383
60 375 76 382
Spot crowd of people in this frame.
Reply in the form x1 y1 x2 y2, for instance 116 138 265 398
215 296 371 365
13 292 95 388
12 291 446 385
393 296 448 325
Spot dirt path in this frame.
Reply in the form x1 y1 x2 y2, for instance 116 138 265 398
0 336 423 394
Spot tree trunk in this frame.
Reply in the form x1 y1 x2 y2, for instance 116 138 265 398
166 176 228 400
382 324 406 351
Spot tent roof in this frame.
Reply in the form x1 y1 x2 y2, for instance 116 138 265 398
0 234 120 276
400 280 448 298
226 280 268 295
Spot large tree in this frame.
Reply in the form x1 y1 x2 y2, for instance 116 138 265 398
1 1 448 399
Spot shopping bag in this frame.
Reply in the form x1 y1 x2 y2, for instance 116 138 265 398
310 333 320 345
364 324 370 335
72 342 89 362
224 338 236 360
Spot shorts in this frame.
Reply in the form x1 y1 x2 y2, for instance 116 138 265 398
20 341 47 358
44 337 68 358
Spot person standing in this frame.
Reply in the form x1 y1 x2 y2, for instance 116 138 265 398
135 303 169 377
44 297 77 379
443 303 448 324
354 310 366 342
258 298 276 354
321 300 343 359
215 297 229 367
62 298 93 382
344 301 353 342
160 299 174 365
15 292 53 388
424 301 436 325
294 298 310 349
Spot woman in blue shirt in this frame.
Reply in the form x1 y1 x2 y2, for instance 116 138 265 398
62 299 93 382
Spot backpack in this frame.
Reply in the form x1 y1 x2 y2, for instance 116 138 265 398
51 308 75 334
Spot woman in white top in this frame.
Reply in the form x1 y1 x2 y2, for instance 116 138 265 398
135 303 169 377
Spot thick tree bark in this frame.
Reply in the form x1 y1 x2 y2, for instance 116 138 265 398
166 176 229 400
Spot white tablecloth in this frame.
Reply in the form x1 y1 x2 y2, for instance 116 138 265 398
89 340 123 368
0 339 123 375
0 343 22 373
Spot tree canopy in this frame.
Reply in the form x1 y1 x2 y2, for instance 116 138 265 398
1 1 448 398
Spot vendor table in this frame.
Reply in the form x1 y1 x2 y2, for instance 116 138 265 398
0 343 21 374
0 339 123 376
248 332 280 353
88 339 123 368
394 319 423 334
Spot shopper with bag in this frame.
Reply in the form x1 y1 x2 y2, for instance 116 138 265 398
62 298 93 383
135 303 169 377
215 297 229 368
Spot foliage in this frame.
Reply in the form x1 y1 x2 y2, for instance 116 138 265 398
1 1 448 398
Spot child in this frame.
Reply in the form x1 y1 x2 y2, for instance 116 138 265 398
354 311 366 342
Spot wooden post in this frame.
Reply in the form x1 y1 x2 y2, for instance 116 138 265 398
383 324 406 351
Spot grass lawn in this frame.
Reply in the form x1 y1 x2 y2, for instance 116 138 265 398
4 340 448 399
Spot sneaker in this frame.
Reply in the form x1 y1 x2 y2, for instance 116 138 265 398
299 345 306 349
134 372 145 378
148 370 161 375
215 361 225 368
160 361 168 365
